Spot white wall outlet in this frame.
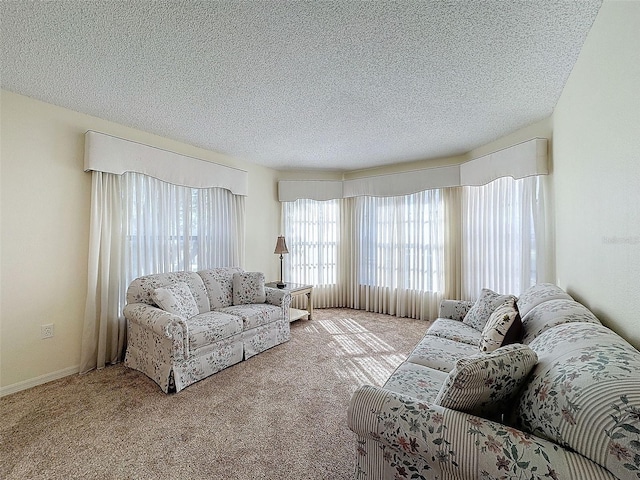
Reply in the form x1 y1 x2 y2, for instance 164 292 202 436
41 324 54 339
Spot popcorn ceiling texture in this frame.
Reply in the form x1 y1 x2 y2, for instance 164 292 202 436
1 1 601 171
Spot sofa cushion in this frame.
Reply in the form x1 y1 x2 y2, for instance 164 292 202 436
516 283 573 318
127 271 210 313
217 304 281 330
151 282 199 319
233 271 266 305
198 267 243 309
479 298 522 352
407 334 483 372
384 362 448 402
185 311 243 356
514 322 640 479
426 318 482 346
434 343 538 419
463 288 517 331
521 298 601 344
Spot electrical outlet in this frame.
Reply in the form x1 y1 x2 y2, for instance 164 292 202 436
41 324 54 339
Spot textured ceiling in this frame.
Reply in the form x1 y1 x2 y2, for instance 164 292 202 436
1 1 602 171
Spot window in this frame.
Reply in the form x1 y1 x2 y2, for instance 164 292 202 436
281 175 547 318
461 176 546 297
356 190 444 292
283 198 339 286
124 173 242 279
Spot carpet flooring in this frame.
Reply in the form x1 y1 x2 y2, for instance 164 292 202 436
1 308 430 480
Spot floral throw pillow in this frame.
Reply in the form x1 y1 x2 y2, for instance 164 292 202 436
479 298 523 352
434 344 538 420
232 272 266 305
463 288 517 332
151 281 199 319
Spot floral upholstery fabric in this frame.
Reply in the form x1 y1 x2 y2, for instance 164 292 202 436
462 288 517 331
516 282 573 318
127 271 211 313
124 302 187 350
349 385 617 480
124 268 290 392
151 281 200 319
514 322 640 479
232 271 266 305
347 284 639 480
406 334 479 372
520 298 601 344
171 337 244 393
479 298 522 352
425 318 481 346
217 304 281 330
185 311 243 356
384 362 448 402
124 319 184 393
434 344 538 420
243 320 291 359
198 267 243 309
438 299 474 321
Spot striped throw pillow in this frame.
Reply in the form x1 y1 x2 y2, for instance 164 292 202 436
434 344 538 420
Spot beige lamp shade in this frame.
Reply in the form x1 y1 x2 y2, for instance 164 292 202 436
274 236 289 255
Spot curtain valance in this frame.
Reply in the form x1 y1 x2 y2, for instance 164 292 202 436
84 131 248 195
278 138 548 201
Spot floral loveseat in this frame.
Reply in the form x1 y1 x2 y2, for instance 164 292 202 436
348 284 640 480
124 267 291 393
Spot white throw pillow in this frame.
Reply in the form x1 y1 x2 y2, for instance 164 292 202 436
434 344 538 419
151 281 199 319
463 288 517 331
232 272 266 305
479 298 523 352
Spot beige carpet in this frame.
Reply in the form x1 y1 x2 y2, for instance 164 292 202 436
1 308 430 480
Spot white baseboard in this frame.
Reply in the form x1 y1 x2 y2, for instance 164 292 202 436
1 365 80 397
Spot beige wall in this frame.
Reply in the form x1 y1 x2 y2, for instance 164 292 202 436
0 91 281 391
553 0 640 349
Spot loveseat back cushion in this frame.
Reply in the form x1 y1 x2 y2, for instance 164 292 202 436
479 297 522 352
516 283 573 318
126 271 210 313
514 322 640 479
434 343 538 420
232 271 266 305
462 288 517 332
521 298 601 344
198 267 243 309
151 281 200 319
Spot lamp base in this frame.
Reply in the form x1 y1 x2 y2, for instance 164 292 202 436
276 281 286 289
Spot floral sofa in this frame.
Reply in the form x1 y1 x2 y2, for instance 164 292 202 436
348 284 640 480
124 267 291 393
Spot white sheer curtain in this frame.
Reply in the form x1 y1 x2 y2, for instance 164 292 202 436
282 198 343 308
80 171 244 373
354 190 445 319
282 176 549 316
283 191 446 320
461 176 547 298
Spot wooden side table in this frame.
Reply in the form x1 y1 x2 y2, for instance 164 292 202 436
265 282 313 321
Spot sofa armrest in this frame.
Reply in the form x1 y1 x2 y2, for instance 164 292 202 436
265 287 291 319
348 385 609 479
123 303 189 359
438 299 474 321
